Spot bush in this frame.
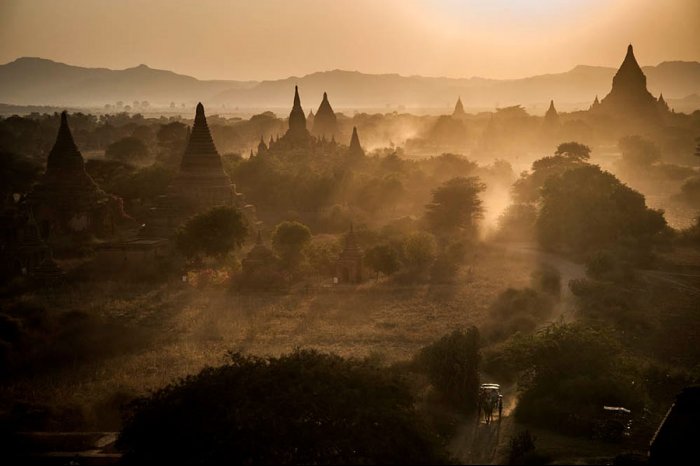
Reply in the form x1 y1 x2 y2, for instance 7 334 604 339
415 328 480 412
495 324 644 436
118 350 449 465
483 288 555 343
175 206 248 261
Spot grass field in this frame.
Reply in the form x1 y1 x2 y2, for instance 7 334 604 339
1 244 541 430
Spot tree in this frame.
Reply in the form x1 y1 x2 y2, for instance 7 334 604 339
403 232 437 269
495 324 643 436
537 165 667 256
272 221 312 270
156 121 188 166
364 243 400 279
425 176 485 237
416 328 481 412
105 136 150 165
0 151 40 203
554 141 591 161
175 206 248 261
117 350 448 465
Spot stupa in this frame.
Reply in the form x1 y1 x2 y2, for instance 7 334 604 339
168 103 236 212
27 111 117 241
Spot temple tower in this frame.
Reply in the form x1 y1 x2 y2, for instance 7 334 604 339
288 86 308 137
348 126 365 158
312 92 338 138
543 100 560 126
169 103 235 212
599 44 658 117
27 111 116 241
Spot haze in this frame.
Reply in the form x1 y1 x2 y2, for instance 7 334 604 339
1 0 699 81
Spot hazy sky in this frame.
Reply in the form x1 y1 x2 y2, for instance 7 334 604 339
1 0 699 81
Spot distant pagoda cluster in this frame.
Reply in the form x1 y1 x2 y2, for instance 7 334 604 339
254 86 365 158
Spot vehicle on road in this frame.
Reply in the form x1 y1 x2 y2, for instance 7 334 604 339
477 383 503 424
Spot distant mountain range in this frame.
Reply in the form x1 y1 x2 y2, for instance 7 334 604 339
1 57 700 113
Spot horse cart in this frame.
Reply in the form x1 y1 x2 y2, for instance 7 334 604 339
477 383 503 424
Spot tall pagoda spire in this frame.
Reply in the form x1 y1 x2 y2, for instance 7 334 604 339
181 103 221 170
46 111 85 175
348 126 365 157
169 103 234 210
287 85 307 136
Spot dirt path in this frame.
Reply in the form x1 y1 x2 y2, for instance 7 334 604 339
495 242 587 321
448 243 586 463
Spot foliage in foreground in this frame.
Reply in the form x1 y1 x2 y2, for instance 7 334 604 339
490 324 644 436
118 350 449 465
415 328 481 412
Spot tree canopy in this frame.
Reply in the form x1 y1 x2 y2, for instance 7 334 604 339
554 141 591 161
175 206 248 260
105 136 150 165
424 176 485 237
364 243 401 279
117 350 448 465
272 221 312 269
537 165 667 256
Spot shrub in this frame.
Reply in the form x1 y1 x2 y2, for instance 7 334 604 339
415 328 480 412
496 324 644 436
118 350 449 465
483 288 554 343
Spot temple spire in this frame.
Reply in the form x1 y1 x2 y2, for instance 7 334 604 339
293 85 301 108
452 97 466 118
313 91 338 138
599 43 657 116
181 102 220 170
287 85 307 136
348 126 364 157
46 111 87 175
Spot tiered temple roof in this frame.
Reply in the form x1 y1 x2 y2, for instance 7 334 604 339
169 103 234 210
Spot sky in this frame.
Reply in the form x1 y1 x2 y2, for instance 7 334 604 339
1 0 699 81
